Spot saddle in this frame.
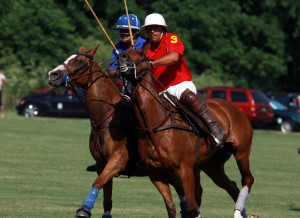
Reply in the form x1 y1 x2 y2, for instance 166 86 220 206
162 92 210 136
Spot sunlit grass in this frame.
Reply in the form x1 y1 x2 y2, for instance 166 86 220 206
0 111 299 217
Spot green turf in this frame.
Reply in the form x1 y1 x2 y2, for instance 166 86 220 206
0 111 299 217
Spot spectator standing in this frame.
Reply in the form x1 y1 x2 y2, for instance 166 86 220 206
0 69 9 118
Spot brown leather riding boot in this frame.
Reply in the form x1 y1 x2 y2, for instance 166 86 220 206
180 89 225 148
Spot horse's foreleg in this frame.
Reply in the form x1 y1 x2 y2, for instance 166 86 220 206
149 175 176 218
171 179 189 218
76 154 128 218
193 167 202 206
177 166 202 217
166 170 201 218
194 168 202 215
178 166 199 218
102 179 113 218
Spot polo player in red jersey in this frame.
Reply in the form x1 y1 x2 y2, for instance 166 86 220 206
141 13 225 148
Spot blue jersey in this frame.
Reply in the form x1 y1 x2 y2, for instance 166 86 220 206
109 37 146 70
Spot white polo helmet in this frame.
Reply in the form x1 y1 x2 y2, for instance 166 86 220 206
142 13 168 28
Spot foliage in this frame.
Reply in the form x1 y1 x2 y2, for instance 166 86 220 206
0 0 300 108
150 0 288 90
0 0 110 106
193 71 234 89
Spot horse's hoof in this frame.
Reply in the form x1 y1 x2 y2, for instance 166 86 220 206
102 214 112 218
86 164 97 172
75 206 91 218
249 215 259 218
234 209 243 218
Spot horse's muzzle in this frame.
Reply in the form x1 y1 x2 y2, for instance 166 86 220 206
48 70 63 87
117 53 130 66
117 53 133 78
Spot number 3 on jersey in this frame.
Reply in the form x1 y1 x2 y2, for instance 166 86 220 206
170 36 178 43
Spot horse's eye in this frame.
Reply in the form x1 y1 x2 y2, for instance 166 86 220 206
76 60 83 64
138 51 144 56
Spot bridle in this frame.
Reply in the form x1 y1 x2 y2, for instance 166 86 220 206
62 52 106 88
119 52 169 109
61 52 121 129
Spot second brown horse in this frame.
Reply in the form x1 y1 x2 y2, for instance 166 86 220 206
117 49 255 218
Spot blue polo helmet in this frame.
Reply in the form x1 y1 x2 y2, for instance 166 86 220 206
113 14 141 30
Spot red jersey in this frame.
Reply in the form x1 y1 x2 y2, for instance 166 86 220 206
144 33 192 93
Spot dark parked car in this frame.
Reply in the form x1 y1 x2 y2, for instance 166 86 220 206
16 87 88 118
267 99 300 133
198 87 274 126
268 92 300 110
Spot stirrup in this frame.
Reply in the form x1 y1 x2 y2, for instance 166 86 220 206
121 94 131 102
210 131 225 149
211 137 224 148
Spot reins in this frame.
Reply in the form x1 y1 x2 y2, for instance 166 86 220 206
124 53 202 162
64 52 121 129
133 72 197 133
126 54 194 129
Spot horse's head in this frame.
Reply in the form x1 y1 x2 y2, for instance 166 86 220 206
48 45 99 87
117 49 152 83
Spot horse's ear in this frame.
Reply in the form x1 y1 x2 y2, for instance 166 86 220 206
79 46 86 52
87 44 99 56
142 43 150 54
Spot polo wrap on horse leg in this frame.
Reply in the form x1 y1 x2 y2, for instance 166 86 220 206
234 186 249 214
180 89 225 148
179 200 189 218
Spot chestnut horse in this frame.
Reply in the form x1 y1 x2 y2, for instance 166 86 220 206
117 49 255 218
48 45 192 218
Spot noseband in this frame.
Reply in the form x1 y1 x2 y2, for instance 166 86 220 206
62 52 96 87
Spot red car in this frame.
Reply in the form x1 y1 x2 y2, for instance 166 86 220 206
198 87 274 125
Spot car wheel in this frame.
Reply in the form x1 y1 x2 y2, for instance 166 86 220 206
23 104 40 117
280 120 295 133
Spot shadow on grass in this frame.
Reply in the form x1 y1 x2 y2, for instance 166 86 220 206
289 204 300 212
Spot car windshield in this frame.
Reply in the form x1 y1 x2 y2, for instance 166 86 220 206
269 100 287 110
251 91 269 103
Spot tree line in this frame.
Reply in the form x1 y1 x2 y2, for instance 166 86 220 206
0 0 299 107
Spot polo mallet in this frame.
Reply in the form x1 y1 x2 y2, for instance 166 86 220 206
83 0 119 54
123 0 135 49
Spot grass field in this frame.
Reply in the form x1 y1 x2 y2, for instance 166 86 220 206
0 111 299 218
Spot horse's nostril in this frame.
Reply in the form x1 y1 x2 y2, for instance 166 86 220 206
50 71 60 80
